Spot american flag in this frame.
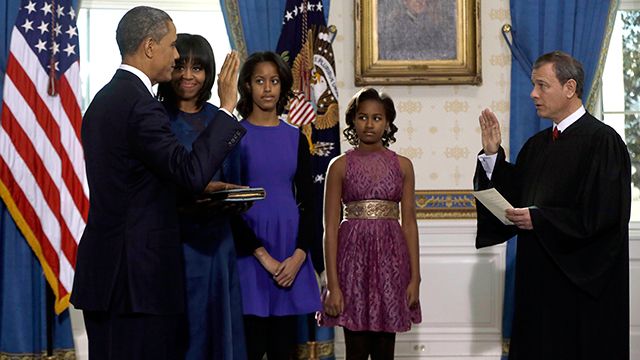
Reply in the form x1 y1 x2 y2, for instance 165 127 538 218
287 91 316 126
0 0 88 314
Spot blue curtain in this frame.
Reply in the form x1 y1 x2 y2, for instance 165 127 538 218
219 0 330 60
0 0 75 357
501 1 618 358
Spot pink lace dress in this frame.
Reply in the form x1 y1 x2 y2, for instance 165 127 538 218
319 148 421 332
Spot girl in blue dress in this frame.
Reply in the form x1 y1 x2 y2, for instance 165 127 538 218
234 51 322 359
157 33 246 360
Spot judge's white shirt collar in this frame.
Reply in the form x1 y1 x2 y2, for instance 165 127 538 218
118 64 155 97
555 105 585 133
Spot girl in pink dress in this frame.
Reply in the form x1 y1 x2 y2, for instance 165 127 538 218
319 88 421 359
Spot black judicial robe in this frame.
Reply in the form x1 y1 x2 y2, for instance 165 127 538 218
474 112 630 360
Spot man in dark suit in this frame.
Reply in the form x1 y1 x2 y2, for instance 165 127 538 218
474 51 630 359
70 6 245 359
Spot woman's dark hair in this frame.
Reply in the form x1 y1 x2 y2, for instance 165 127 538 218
236 51 293 119
157 33 215 108
343 88 398 147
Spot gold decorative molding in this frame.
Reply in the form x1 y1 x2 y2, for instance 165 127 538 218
415 190 476 219
355 0 482 85
222 0 249 61
296 340 334 359
0 349 75 360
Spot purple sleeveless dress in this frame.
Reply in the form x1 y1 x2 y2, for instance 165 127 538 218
319 148 421 332
236 120 321 316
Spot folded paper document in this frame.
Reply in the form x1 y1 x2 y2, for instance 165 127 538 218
472 188 514 225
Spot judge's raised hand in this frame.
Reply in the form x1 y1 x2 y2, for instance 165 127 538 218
217 51 240 113
479 108 502 155
506 208 533 230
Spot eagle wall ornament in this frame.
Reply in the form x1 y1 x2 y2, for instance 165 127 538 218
287 24 340 154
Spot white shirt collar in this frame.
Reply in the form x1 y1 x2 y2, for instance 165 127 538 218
118 64 155 97
555 105 585 132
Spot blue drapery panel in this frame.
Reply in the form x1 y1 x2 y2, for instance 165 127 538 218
0 0 76 357
501 1 618 358
1 202 75 357
219 0 330 60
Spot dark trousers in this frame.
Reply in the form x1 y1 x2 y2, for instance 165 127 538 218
343 328 396 360
244 315 297 360
83 310 181 360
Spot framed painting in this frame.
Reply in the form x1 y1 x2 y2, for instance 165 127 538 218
355 0 481 85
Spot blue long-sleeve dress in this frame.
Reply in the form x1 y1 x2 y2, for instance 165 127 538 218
166 102 247 360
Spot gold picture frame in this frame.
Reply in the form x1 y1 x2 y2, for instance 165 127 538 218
355 0 481 85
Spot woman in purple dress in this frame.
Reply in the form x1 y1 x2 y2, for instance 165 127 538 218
319 88 422 359
234 51 321 359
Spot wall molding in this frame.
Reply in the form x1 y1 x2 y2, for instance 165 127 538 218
415 190 476 220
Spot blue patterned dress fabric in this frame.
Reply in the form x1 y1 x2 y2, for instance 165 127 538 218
167 102 247 360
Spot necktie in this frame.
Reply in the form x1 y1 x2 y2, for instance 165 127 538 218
552 127 560 141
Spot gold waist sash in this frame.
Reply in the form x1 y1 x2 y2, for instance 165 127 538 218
343 200 399 220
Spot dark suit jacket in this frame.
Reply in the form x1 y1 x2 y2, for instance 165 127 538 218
70 69 245 315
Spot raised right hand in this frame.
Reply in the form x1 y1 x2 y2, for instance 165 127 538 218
217 51 240 113
479 108 502 155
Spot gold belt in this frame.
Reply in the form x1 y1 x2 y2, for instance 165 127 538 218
343 200 399 220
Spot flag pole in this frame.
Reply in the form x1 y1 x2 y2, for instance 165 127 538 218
46 283 55 358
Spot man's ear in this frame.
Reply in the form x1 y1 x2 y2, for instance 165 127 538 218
142 37 154 59
564 79 577 98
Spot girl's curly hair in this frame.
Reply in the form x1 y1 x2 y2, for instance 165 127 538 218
343 88 398 147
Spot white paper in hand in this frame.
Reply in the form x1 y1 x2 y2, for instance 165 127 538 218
472 188 514 225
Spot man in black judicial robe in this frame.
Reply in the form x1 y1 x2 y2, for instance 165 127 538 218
474 51 630 360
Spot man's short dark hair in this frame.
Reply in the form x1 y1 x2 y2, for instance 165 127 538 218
116 6 172 57
533 50 585 98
